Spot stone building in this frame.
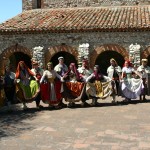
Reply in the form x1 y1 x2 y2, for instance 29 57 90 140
0 0 150 74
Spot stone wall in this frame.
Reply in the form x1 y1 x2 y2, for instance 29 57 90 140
22 0 33 10
0 31 150 69
23 0 150 10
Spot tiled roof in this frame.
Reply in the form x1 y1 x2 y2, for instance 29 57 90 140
0 6 150 33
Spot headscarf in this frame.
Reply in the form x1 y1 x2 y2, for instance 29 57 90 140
93 65 103 80
16 61 35 79
65 63 80 80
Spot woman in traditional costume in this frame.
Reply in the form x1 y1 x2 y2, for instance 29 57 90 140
15 61 40 110
86 65 111 106
107 58 122 103
61 63 85 107
40 62 63 108
121 60 143 101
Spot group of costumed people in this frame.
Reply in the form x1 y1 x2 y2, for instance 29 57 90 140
0 56 150 110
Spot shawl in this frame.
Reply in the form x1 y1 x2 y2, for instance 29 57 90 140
16 61 35 79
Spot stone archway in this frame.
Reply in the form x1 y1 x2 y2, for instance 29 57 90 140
141 47 150 66
90 44 129 68
45 45 78 66
0 44 32 75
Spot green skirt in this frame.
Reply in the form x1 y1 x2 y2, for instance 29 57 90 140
19 80 40 100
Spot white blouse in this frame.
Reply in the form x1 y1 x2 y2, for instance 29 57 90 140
40 70 61 83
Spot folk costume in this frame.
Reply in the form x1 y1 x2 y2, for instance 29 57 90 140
107 58 122 103
86 65 111 106
77 59 93 106
61 63 84 107
31 60 44 108
121 60 144 101
54 56 68 107
78 60 93 82
40 62 62 107
54 57 68 76
137 59 150 100
15 61 40 109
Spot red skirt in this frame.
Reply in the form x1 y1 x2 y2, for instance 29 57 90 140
40 81 62 105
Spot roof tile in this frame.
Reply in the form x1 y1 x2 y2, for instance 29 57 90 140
0 6 149 33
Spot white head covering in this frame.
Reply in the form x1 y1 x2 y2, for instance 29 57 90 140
58 56 64 60
141 59 148 62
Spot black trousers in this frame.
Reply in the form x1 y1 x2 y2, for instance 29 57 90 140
4 86 15 104
35 92 41 106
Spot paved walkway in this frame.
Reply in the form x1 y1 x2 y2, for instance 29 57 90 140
0 96 150 150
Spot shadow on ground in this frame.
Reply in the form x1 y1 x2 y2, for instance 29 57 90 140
0 98 150 138
0 105 40 139
65 98 150 109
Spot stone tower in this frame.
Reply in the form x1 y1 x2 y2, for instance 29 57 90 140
22 0 150 11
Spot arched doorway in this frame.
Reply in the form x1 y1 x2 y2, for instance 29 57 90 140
50 51 77 68
9 52 32 71
95 51 125 75
0 44 32 75
45 45 78 68
90 44 128 72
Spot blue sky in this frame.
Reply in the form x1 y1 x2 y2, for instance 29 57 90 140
0 0 22 23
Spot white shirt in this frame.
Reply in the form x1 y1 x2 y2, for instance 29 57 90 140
78 66 93 82
54 64 68 76
31 68 44 76
40 70 61 84
137 65 150 79
107 65 122 79
122 67 134 74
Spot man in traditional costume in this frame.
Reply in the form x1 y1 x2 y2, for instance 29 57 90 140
54 56 68 107
121 60 143 101
15 61 40 110
31 60 44 109
78 59 93 106
137 59 150 101
107 58 122 103
78 59 93 82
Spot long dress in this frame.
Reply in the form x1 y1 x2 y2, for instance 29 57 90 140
61 70 85 102
16 69 40 102
121 67 144 99
86 73 111 99
40 70 62 105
